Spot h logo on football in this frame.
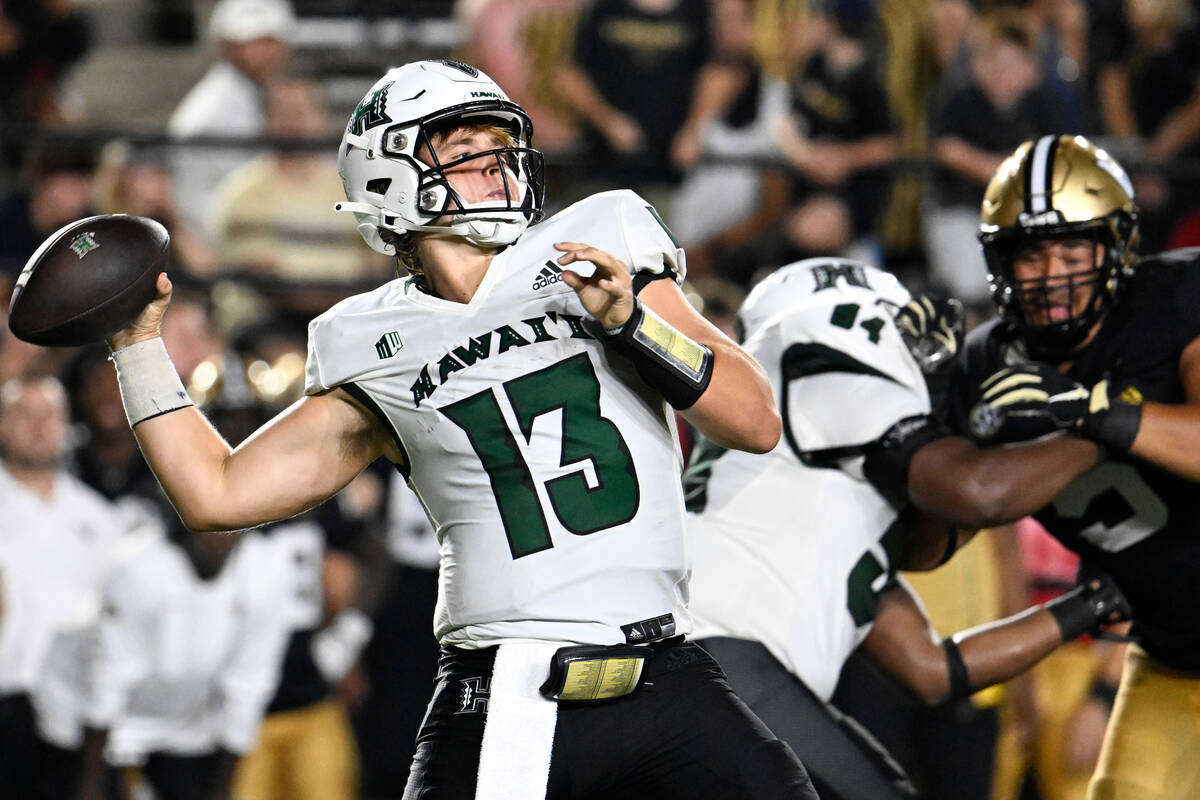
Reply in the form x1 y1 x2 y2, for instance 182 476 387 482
69 232 99 259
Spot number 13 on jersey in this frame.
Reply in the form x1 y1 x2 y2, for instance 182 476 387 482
440 353 641 558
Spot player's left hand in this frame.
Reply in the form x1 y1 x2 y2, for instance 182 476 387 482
969 363 1142 451
894 295 964 374
555 242 636 330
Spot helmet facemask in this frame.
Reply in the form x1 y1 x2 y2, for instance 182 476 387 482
982 218 1128 360
392 108 546 246
978 135 1140 362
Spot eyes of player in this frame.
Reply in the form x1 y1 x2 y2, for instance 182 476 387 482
1012 240 1097 281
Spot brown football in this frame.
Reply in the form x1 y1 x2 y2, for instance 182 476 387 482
7 215 169 347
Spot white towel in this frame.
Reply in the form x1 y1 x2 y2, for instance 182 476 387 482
475 642 561 800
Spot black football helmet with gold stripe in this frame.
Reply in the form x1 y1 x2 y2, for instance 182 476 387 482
978 135 1139 359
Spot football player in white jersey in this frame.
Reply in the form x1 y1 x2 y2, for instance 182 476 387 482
103 60 817 799
685 258 1129 800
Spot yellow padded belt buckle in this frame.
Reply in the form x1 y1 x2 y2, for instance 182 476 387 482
539 644 648 702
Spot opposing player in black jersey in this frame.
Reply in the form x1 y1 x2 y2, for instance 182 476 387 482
960 134 1200 800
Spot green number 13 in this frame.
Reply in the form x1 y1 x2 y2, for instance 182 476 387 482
440 354 641 558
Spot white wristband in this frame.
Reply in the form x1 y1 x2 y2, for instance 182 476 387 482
109 338 194 427
311 608 374 684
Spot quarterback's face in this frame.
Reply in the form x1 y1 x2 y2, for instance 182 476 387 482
1012 238 1106 326
427 127 522 210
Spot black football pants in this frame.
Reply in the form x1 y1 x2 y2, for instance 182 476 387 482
402 639 819 799
698 636 918 800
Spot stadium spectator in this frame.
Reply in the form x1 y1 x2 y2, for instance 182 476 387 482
210 75 391 319
0 138 96 296
212 330 385 800
78 523 292 800
168 0 296 235
458 0 585 157
0 0 91 128
1093 0 1200 251
351 474 440 798
554 0 713 190
923 7 1075 310
667 0 793 283
774 4 901 272
0 375 126 799
92 140 219 279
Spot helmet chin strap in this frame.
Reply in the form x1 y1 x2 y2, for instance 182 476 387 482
401 211 528 247
335 201 529 250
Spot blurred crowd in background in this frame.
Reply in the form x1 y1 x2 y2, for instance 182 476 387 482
0 0 1192 798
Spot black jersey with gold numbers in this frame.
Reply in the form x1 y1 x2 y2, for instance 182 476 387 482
953 248 1200 672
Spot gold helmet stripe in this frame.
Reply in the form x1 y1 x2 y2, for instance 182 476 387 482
1026 134 1058 214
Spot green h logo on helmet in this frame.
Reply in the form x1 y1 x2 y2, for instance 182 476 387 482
349 82 394 136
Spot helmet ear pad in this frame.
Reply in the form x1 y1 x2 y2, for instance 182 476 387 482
339 141 427 255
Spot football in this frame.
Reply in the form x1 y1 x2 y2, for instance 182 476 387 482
7 214 169 347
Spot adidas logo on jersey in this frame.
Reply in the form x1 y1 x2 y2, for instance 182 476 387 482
532 261 564 290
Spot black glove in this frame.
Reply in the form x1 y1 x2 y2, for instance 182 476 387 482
968 363 1142 450
894 295 965 375
1044 564 1132 641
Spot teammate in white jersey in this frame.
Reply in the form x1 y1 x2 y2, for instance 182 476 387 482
685 258 1130 800
104 60 816 799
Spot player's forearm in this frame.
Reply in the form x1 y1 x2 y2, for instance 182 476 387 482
953 607 1063 692
681 341 780 453
1127 401 1200 482
131 407 250 530
908 435 1100 528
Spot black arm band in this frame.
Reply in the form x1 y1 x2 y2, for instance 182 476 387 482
603 298 714 409
941 637 972 701
1091 402 1142 452
1044 585 1100 641
862 415 945 507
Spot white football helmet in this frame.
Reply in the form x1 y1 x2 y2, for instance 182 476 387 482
335 59 546 255
736 257 911 342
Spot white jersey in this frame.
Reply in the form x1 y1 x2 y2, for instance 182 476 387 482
0 466 129 747
86 528 293 761
686 259 929 701
306 190 692 648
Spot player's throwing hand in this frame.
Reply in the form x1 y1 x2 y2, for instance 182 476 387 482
107 273 173 351
554 242 635 330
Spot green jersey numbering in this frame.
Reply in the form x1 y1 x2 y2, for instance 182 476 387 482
440 353 641 558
